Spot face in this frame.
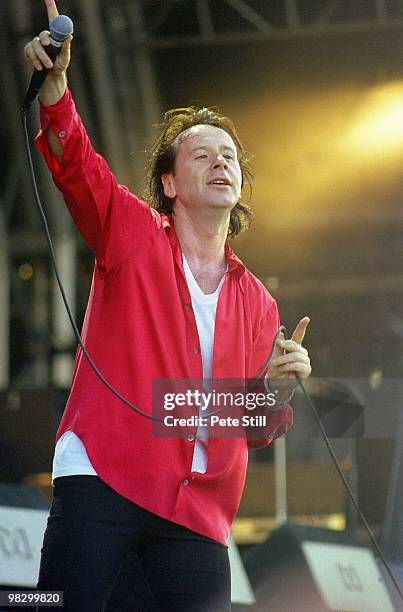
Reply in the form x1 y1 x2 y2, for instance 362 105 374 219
161 124 242 215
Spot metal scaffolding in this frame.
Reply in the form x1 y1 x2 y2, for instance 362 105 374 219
140 0 403 48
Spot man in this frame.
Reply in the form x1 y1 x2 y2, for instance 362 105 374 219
25 1 311 610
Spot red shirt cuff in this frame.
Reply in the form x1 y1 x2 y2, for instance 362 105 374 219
35 88 76 174
247 403 293 449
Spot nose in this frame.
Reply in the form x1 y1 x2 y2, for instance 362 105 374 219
212 153 228 168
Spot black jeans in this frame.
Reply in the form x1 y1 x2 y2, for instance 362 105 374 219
37 476 231 612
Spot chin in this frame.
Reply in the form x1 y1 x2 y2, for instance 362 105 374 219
209 198 237 210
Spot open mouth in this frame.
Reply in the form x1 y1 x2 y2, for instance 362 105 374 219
207 179 232 188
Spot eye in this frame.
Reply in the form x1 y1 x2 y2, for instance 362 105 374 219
195 154 208 160
224 154 234 161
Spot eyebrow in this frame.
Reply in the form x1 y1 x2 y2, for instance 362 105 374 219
190 145 236 154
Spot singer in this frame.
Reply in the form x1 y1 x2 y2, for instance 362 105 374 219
24 1 311 610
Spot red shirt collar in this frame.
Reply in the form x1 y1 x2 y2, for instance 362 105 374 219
161 214 246 277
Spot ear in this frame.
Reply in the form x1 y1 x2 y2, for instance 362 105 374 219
161 173 176 199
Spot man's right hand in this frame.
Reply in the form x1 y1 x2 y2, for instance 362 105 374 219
23 0 72 106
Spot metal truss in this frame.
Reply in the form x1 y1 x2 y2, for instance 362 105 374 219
139 0 403 48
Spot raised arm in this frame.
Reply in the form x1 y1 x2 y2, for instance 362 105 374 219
24 0 70 162
23 1 156 272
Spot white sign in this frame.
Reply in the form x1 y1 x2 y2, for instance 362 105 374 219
302 541 394 612
0 507 48 587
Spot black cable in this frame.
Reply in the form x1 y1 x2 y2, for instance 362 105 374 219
248 325 288 392
21 108 163 423
21 106 279 425
21 107 402 601
200 325 286 420
295 372 403 601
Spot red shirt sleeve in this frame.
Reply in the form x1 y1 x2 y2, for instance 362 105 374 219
247 299 294 449
35 88 155 272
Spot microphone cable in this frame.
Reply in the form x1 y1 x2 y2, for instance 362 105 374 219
21 105 284 425
21 106 402 603
21 107 165 424
295 370 403 601
265 326 402 601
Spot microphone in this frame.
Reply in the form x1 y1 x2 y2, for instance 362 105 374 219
22 15 74 112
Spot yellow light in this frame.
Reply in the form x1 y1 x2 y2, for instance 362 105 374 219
347 82 403 153
266 276 280 291
369 368 383 391
227 80 403 229
18 263 34 281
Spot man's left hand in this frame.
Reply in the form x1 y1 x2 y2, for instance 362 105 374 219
268 317 312 380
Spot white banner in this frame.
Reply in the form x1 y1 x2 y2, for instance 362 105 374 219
302 541 394 612
0 507 48 587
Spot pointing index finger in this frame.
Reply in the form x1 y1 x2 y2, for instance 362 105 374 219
43 0 59 22
291 317 310 345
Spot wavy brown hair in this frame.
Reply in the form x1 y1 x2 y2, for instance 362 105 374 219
141 106 254 238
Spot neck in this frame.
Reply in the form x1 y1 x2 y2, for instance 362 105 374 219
173 205 229 269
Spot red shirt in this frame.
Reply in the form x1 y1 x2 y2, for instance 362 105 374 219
35 89 293 545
